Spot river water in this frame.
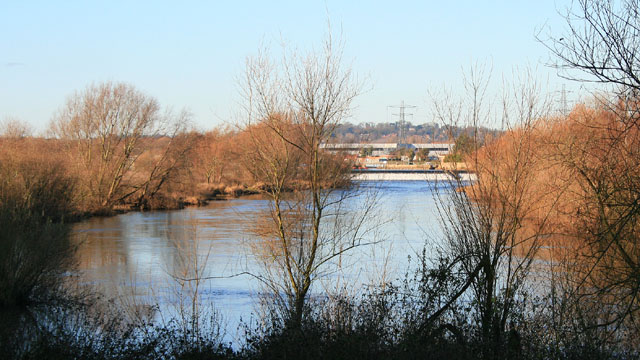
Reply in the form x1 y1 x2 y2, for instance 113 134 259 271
71 181 448 341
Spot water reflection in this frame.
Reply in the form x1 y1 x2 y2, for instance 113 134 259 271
72 181 445 337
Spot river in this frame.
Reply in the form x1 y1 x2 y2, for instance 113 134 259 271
71 181 449 342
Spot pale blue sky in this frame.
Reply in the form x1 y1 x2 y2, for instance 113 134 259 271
1 1 582 133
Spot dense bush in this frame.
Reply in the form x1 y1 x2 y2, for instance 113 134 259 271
0 299 234 360
1 239 638 359
0 159 75 307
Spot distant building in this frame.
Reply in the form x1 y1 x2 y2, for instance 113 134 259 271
412 143 453 156
321 143 454 156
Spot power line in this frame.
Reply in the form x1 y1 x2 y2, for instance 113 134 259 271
388 100 416 144
556 84 573 117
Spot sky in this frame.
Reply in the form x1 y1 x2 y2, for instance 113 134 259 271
1 0 586 134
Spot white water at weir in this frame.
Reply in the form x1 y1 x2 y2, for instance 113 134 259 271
352 171 477 181
71 181 448 342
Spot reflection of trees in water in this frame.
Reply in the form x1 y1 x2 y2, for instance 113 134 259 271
73 216 128 269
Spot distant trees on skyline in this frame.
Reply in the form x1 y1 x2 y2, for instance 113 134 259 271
331 120 500 143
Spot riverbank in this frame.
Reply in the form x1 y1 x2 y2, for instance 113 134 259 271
84 177 355 219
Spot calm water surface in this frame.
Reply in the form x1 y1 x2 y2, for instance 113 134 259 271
72 181 448 339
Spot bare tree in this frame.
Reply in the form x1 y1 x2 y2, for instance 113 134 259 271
50 82 193 211
241 33 379 330
427 68 559 359
194 128 232 185
543 0 640 94
545 101 640 333
541 0 640 331
165 217 224 350
0 116 32 138
132 111 196 209
50 82 160 209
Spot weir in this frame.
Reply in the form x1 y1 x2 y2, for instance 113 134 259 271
351 169 476 181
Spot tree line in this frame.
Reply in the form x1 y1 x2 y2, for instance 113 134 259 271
332 120 499 144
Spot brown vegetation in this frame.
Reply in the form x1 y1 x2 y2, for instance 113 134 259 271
0 109 352 219
48 82 199 213
1 82 350 219
0 145 75 307
465 97 640 347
